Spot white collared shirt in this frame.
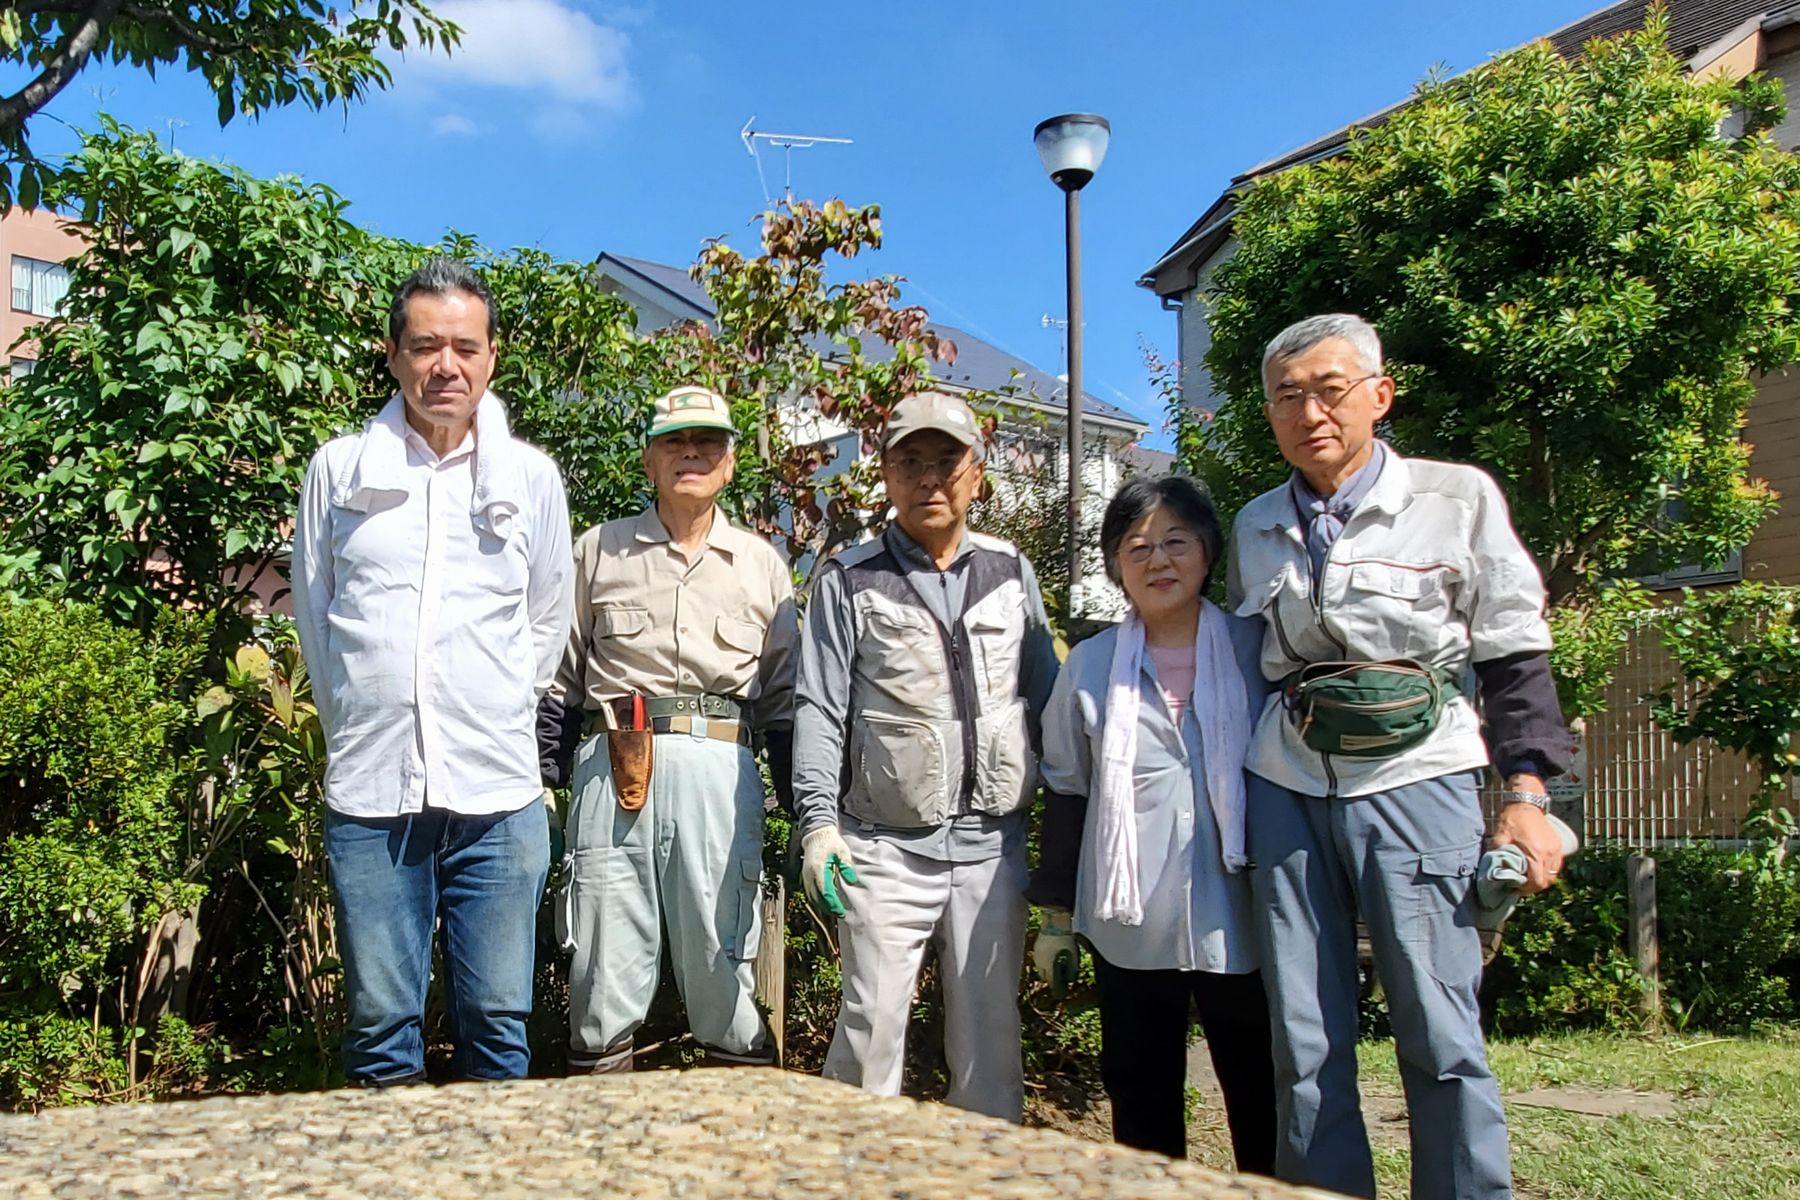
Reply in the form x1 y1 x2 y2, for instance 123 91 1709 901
1226 447 1552 799
292 393 574 817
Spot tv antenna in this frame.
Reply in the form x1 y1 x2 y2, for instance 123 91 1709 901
741 116 853 204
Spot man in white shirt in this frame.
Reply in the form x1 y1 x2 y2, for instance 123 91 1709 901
291 257 573 1085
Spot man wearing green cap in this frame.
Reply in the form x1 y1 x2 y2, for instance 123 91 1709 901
543 385 797 1073
791 389 1059 1120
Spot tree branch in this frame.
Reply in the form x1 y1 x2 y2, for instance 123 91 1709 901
119 2 252 57
0 0 123 135
1545 516 1614 606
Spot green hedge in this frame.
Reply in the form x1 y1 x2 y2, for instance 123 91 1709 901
1483 843 1800 1033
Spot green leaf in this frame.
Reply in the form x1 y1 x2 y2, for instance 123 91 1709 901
196 686 235 718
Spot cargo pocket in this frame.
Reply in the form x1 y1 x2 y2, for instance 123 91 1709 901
846 713 950 827
972 697 1035 817
730 858 765 963
1415 840 1480 987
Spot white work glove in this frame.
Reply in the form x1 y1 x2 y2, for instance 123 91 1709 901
1032 907 1078 997
801 827 862 919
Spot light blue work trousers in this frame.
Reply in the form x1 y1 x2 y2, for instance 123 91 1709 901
559 726 772 1067
1247 769 1512 1200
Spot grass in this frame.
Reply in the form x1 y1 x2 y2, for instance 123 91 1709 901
1350 1029 1800 1199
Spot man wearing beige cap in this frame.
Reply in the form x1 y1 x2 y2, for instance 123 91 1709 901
792 389 1059 1120
543 384 797 1073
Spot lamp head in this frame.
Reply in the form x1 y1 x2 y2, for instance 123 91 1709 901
1034 113 1111 192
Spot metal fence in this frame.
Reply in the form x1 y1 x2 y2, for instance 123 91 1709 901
1579 626 1761 843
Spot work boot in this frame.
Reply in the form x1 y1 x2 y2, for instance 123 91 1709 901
567 1040 634 1075
699 1043 777 1069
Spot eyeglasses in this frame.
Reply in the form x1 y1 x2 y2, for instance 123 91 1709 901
655 429 733 457
1122 533 1204 566
887 451 974 485
1265 374 1378 420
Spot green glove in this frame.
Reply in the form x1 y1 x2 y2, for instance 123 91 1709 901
802 827 863 919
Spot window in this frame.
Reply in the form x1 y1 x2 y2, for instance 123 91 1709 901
7 357 34 381
11 256 69 317
1636 481 1744 590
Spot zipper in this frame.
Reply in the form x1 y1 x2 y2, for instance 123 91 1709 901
1269 601 1303 666
1311 693 1431 715
940 571 979 815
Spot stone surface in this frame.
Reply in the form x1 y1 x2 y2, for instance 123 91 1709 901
0 1071 1335 1198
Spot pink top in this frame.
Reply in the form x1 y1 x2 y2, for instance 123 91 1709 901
1147 641 1196 725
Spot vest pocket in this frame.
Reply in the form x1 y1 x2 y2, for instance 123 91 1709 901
845 713 951 828
971 696 1035 818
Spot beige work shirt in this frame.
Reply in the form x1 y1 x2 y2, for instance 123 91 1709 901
552 505 798 732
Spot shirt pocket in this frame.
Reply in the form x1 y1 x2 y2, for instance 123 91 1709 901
1343 562 1456 660
713 615 765 680
595 603 651 641
469 525 530 598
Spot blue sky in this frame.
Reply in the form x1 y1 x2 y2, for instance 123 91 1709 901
28 0 1608 447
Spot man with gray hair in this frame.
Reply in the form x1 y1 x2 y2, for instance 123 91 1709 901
542 384 797 1074
292 256 573 1085
792 389 1059 1120
1229 313 1572 1198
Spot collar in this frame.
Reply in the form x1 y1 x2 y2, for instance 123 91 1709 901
885 521 972 572
332 392 528 536
1251 440 1411 530
631 503 751 558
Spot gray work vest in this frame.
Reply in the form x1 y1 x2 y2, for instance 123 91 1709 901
830 530 1037 829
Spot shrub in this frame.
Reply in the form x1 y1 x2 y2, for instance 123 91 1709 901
0 599 199 1009
1484 843 1800 1033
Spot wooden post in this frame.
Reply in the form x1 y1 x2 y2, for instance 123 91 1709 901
1626 852 1662 1025
753 875 786 1065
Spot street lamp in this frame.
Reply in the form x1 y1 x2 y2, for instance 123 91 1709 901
1033 112 1110 618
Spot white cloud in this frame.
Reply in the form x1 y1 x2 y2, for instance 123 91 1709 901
431 113 482 136
409 0 634 117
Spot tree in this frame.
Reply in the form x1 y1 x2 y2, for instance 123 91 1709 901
0 0 457 209
1651 583 1800 853
1190 13 1800 610
0 118 412 640
650 199 969 573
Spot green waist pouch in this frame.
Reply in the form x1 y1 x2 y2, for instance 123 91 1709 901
1281 660 1458 759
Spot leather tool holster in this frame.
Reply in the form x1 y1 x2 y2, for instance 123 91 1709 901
607 729 652 812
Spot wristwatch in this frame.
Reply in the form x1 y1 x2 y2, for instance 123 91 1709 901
1499 789 1550 812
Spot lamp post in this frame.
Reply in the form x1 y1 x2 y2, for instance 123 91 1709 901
1033 112 1110 618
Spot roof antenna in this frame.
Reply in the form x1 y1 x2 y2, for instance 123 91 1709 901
741 116 854 205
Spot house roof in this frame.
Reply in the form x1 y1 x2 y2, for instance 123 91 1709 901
597 252 715 319
595 253 1147 431
1139 0 1798 297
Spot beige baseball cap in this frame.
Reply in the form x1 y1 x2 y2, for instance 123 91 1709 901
881 390 986 459
647 385 735 440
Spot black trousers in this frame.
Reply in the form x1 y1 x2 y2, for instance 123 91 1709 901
1093 952 1278 1173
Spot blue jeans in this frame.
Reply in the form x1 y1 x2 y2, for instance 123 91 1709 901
325 798 549 1084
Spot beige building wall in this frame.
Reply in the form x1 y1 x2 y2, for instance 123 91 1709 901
1 207 85 370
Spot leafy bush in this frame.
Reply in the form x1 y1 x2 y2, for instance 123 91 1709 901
0 598 213 1104
1484 843 1800 1033
0 599 200 1006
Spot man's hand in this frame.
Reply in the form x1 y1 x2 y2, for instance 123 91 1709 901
801 827 862 919
1491 776 1565 894
1031 907 1078 998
